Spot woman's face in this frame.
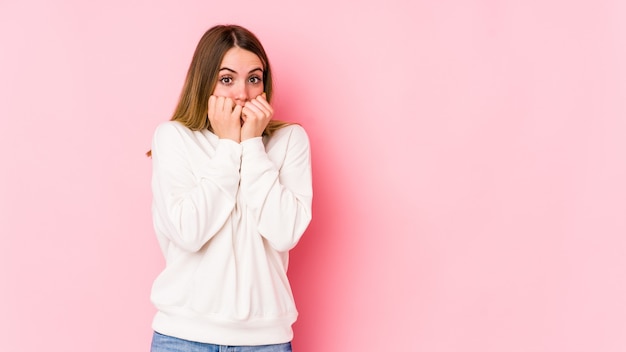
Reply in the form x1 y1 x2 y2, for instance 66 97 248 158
212 47 264 106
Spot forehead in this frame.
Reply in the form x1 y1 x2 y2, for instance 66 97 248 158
220 47 263 69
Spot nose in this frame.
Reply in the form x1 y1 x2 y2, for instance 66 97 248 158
233 82 249 106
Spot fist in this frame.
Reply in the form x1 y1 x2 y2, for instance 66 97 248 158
208 95 243 142
241 93 273 141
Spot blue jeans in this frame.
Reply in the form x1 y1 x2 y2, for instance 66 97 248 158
150 331 292 352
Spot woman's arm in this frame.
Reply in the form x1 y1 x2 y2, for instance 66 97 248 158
239 125 313 251
151 122 242 252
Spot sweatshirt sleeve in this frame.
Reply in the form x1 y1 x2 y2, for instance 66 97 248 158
151 122 242 252
239 125 313 252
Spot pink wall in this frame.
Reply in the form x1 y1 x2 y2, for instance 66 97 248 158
1 1 625 351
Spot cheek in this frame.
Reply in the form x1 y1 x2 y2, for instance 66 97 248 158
212 85 228 97
250 84 264 96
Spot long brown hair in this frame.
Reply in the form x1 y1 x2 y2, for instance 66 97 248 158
147 25 289 157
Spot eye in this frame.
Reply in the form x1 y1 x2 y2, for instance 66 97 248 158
248 76 262 84
219 76 233 85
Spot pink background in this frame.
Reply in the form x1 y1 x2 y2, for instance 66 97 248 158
1 0 625 351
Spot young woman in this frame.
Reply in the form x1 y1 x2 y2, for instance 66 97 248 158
148 25 312 351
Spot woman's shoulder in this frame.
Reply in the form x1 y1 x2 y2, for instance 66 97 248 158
151 121 200 150
153 120 195 139
154 120 188 134
266 123 310 151
272 123 308 140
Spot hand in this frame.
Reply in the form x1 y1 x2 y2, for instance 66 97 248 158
241 93 273 141
208 95 243 142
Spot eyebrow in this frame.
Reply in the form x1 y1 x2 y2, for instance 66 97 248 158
219 67 264 74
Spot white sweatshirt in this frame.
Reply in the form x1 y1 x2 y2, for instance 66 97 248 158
149 121 312 346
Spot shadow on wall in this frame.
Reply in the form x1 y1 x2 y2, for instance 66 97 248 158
275 56 349 350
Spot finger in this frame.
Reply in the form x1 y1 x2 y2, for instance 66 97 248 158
248 102 272 121
232 104 243 119
255 93 269 105
243 103 264 119
215 96 225 114
248 98 270 112
253 94 269 105
208 95 216 120
253 93 272 110
224 97 234 114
